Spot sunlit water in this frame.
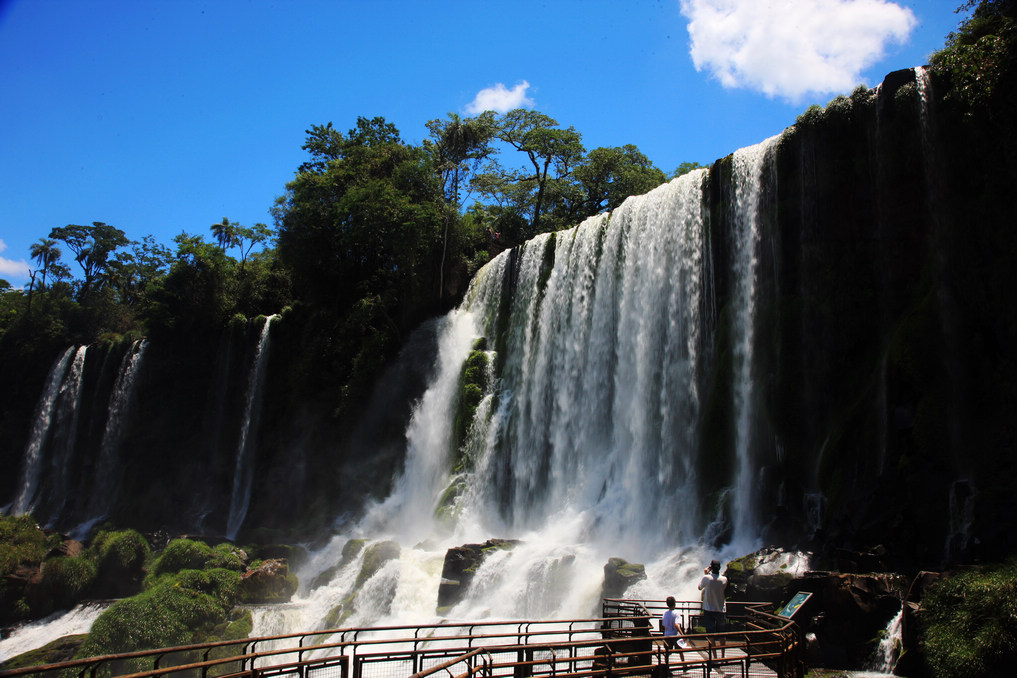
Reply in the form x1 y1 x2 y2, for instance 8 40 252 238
0 602 109 663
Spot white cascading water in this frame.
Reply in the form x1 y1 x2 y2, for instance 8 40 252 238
9 347 76 516
46 345 89 524
227 315 277 541
0 602 110 663
871 606 904 674
730 135 779 544
73 340 148 539
256 154 782 637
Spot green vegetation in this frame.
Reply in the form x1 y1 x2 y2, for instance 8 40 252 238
921 558 1017 678
0 109 670 430
147 539 246 581
79 567 246 657
931 0 1017 114
0 512 59 575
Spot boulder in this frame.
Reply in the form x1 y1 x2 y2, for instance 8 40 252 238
437 539 519 613
726 547 812 603
601 557 646 600
240 559 298 604
356 541 401 588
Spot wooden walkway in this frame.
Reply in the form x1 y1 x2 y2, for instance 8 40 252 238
658 638 781 678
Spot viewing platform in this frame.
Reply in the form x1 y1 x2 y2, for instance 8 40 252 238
0 599 805 678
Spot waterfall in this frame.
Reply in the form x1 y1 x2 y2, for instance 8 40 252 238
9 347 76 516
45 346 89 525
10 346 88 524
870 606 904 673
276 165 780 632
730 135 779 546
226 315 277 541
73 340 148 539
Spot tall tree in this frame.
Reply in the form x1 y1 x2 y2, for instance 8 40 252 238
29 239 61 289
495 110 585 234
49 222 129 299
570 145 667 219
425 112 498 299
210 217 240 253
277 116 443 312
234 223 273 276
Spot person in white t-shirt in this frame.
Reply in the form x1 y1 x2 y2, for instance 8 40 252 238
699 558 728 658
659 595 684 660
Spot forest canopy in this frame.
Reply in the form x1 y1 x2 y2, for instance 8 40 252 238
0 108 677 414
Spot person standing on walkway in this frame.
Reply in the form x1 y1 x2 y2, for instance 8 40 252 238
699 559 728 657
660 595 683 661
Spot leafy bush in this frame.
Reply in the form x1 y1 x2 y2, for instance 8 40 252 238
93 528 149 574
87 528 151 598
148 539 245 582
930 0 1017 113
40 556 97 610
922 558 1017 678
0 513 57 577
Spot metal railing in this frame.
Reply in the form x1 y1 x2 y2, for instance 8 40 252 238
0 601 805 678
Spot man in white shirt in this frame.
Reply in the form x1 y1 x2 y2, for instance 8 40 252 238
698 559 728 634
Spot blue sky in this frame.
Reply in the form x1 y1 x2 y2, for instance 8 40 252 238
0 0 965 286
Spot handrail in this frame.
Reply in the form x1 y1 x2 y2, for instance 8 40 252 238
0 601 805 678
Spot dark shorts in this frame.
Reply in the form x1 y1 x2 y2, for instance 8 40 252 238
703 610 726 633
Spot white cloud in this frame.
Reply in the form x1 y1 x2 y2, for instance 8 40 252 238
0 239 31 282
465 80 535 114
679 0 917 102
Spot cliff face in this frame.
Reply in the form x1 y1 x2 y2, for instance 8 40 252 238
2 67 1015 570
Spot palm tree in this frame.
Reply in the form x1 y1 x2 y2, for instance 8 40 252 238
211 217 240 253
30 238 61 289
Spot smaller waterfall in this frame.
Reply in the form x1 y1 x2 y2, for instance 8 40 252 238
871 606 904 674
731 135 778 546
361 308 479 539
226 315 277 541
44 346 89 524
73 340 148 539
10 347 76 516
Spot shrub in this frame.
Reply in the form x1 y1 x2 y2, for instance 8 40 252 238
40 556 97 610
921 558 1017 678
87 529 150 598
93 529 149 574
0 513 56 577
78 568 243 657
151 539 211 577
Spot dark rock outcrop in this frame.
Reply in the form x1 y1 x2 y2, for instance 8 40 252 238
436 539 519 613
601 557 646 600
240 558 298 603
